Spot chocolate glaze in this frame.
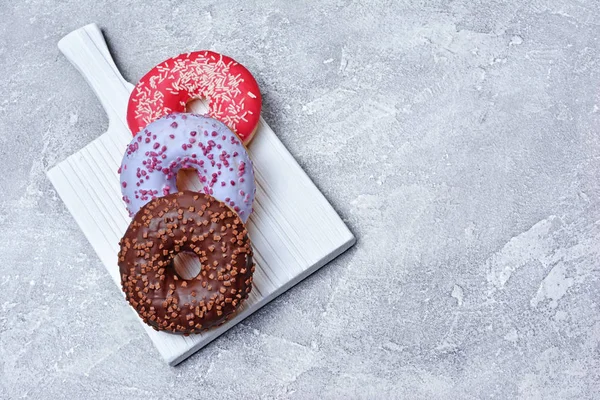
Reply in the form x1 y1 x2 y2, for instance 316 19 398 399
118 191 254 334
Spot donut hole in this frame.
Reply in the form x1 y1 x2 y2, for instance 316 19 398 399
176 168 203 192
173 251 202 280
185 97 210 114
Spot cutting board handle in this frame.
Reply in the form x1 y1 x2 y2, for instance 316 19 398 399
58 23 133 128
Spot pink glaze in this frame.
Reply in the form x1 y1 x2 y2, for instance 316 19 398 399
127 51 262 145
119 113 256 221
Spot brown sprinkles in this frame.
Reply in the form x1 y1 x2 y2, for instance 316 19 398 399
118 191 254 334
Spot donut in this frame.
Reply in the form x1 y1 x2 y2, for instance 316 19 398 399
119 113 256 222
127 51 262 145
118 191 255 334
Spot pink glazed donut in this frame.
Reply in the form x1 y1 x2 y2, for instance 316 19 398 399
127 51 262 145
119 113 255 222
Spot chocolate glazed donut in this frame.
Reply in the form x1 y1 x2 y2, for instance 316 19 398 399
118 191 255 334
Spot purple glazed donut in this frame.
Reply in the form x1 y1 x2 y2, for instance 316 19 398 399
119 113 255 221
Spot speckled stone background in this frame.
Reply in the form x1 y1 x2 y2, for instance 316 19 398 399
1 0 600 399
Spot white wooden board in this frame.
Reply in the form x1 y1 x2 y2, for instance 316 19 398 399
46 24 355 365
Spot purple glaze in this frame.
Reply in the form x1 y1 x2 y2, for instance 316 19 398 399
119 113 256 221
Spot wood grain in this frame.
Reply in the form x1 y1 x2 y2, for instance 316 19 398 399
47 23 355 365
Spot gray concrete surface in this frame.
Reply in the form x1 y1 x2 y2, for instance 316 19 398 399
1 0 600 398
